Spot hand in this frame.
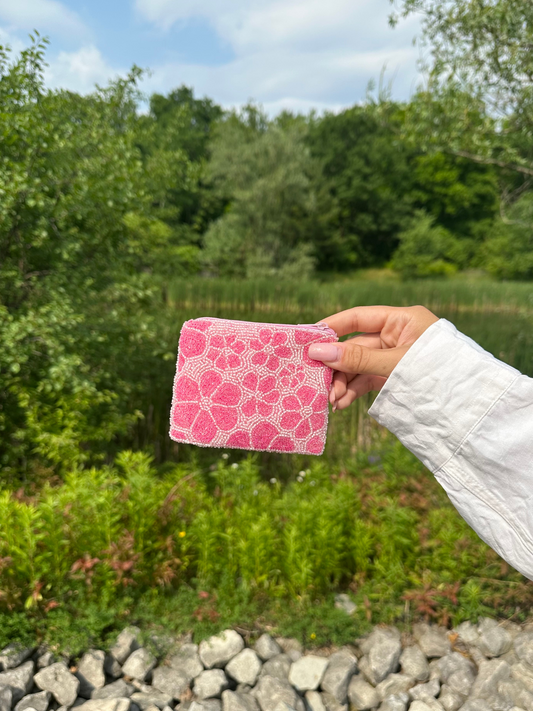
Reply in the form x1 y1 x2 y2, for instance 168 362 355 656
308 305 439 410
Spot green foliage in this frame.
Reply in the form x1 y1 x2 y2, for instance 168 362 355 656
481 193 533 279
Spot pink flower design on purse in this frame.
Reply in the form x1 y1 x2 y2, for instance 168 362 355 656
169 318 338 455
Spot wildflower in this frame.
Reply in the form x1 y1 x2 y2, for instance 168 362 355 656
270 477 277 484
297 476 303 483
310 632 316 640
231 462 239 469
253 490 258 496
299 470 306 477
179 531 186 538
222 453 229 460
310 480 316 486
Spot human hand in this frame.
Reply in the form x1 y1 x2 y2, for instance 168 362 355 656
308 305 439 410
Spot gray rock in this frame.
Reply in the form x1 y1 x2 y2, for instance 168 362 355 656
260 654 291 681
446 667 475 697
304 691 326 711
510 661 533 693
476 619 512 658
498 679 533 709
221 690 260 711
37 652 56 669
105 654 123 679
188 702 222 711
436 686 463 711
169 643 204 681
413 624 451 659
34 662 80 707
152 665 190 700
288 655 328 692
399 646 429 683
0 688 11 711
226 649 262 686
0 644 34 671
408 702 444 711
92 679 135 699
130 691 173 709
409 678 440 700
359 628 401 685
455 701 491 711
199 631 244 670
513 632 533 667
111 627 141 665
251 674 305 711
454 622 480 646
76 700 131 711
320 650 357 703
254 635 282 662
471 659 510 699
193 670 229 700
287 650 302 663
435 653 476 684
0 660 34 704
76 699 131 711
14 691 51 711
122 649 157 682
334 594 356 616
378 693 409 711
76 649 106 698
347 676 380 710
319 691 347 711
375 674 415 701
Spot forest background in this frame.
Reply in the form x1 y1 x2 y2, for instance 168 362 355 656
1 0 533 654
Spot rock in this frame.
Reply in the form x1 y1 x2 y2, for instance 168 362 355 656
0 688 11 711
409 678 440 701
320 691 347 711
130 691 173 709
304 691 326 711
476 619 512 658
359 628 402 685
434 653 476 684
334 594 356 616
193 670 229 699
251 674 305 711
111 627 141 665
375 674 415 701
122 649 157 682
199 631 245 670
260 654 291 681
92 679 135 699
0 660 34 704
105 654 123 679
187 702 222 711
399 646 429 683
498 679 533 709
37 652 56 669
446 667 475 697
454 622 480 646
510 661 533 693
34 662 80 707
320 650 357 703
14 691 51 711
76 700 131 711
254 635 282 662
470 659 510 699
169 643 204 681
408 702 444 711
455 701 491 711
436 686 463 711
0 644 34 671
152 666 190 700
226 649 262 686
221 690 260 711
513 632 533 667
378 693 409 711
347 676 380 710
76 649 106 698
288 655 328 692
413 624 451 659
275 639 302 656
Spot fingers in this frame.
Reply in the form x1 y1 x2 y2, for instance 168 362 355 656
335 374 387 410
318 305 402 338
309 340 410 377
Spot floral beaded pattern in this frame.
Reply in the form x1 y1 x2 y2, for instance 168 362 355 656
169 318 338 455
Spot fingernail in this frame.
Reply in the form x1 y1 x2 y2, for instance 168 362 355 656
308 343 341 362
332 401 337 413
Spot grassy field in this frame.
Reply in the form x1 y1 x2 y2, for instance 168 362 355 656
1 274 532 655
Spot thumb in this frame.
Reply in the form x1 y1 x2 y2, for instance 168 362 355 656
308 341 410 378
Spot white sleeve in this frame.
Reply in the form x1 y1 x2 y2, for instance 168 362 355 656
368 318 533 581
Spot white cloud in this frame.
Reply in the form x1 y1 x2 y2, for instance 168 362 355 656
0 0 87 40
45 45 125 94
134 0 422 113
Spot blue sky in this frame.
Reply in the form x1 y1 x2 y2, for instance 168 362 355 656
0 0 423 115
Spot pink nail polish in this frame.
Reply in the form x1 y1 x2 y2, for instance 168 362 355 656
308 343 340 362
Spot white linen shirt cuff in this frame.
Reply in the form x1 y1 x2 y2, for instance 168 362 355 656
368 318 533 581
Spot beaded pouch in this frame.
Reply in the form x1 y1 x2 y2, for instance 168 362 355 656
169 317 338 455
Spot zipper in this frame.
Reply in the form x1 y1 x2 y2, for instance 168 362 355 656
196 317 337 338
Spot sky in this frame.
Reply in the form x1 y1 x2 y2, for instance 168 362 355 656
0 0 424 115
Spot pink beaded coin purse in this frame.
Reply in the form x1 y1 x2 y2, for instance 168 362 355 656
169 317 338 455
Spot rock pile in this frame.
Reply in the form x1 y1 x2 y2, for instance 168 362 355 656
0 618 532 711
